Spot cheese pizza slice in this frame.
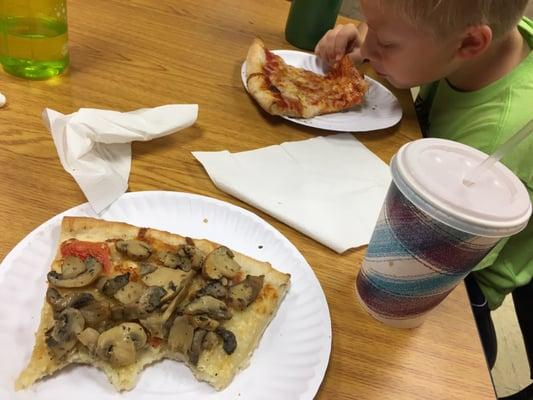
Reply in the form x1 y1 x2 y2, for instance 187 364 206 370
16 216 290 391
245 38 368 118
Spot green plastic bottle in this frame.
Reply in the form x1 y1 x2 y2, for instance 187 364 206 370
0 0 69 80
285 0 343 51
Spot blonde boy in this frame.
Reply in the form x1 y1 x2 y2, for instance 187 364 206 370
316 0 532 312
316 3 532 385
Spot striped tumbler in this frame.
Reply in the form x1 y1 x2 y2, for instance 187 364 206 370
356 139 531 328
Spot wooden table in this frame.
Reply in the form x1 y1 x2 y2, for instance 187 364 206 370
0 0 495 398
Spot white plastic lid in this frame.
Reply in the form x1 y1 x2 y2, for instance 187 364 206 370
393 138 531 237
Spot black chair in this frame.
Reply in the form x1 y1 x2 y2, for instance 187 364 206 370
465 275 498 369
465 275 533 400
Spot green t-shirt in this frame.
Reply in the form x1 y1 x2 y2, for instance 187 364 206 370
415 17 533 310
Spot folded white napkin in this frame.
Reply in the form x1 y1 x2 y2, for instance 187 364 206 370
193 133 391 253
44 105 198 213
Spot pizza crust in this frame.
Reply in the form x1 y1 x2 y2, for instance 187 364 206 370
16 216 290 392
246 38 285 116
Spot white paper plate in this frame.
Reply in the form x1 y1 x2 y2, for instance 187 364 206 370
241 49 403 132
0 191 331 400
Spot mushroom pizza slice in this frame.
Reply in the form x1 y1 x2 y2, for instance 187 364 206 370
15 216 290 392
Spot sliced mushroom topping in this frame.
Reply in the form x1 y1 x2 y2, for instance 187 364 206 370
138 262 157 276
216 327 237 355
228 275 264 311
66 292 95 309
97 273 130 297
109 302 143 322
188 329 207 365
185 245 207 271
79 300 111 329
122 322 148 350
46 288 95 312
138 286 167 313
202 331 220 351
158 251 180 269
45 288 110 329
47 288 95 312
46 308 86 358
113 281 146 304
110 286 168 324
110 304 126 321
141 266 191 303
183 295 232 320
95 323 146 366
132 303 154 320
61 256 87 279
50 308 86 342
202 246 241 280
190 314 220 331
47 257 103 288
178 245 206 271
168 315 195 354
137 311 161 337
116 239 152 261
77 327 100 353
96 333 136 367
46 287 63 310
139 286 189 339
158 245 206 272
45 331 78 359
195 281 228 300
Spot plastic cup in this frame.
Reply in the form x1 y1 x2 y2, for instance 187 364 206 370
356 138 532 328
0 0 69 80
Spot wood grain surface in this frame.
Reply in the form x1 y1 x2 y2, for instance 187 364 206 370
0 0 495 398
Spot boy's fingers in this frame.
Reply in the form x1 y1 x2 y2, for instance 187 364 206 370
314 30 332 61
315 25 343 63
314 32 328 60
328 25 345 62
315 24 359 64
333 24 360 61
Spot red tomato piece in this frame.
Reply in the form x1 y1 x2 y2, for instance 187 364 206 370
60 239 111 273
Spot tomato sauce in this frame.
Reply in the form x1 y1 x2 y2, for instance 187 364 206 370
60 239 112 273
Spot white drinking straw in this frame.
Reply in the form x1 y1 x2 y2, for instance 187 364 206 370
463 119 533 187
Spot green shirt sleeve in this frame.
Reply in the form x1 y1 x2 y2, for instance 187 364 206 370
473 195 533 309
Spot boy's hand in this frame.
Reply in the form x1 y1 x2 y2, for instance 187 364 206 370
314 23 367 66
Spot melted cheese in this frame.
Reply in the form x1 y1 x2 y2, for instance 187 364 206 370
264 50 367 118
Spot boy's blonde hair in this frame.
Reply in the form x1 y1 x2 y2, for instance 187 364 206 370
377 0 529 39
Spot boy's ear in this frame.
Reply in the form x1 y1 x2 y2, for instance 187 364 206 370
456 25 493 59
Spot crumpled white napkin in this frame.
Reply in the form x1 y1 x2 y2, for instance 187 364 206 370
193 133 391 253
44 104 198 213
